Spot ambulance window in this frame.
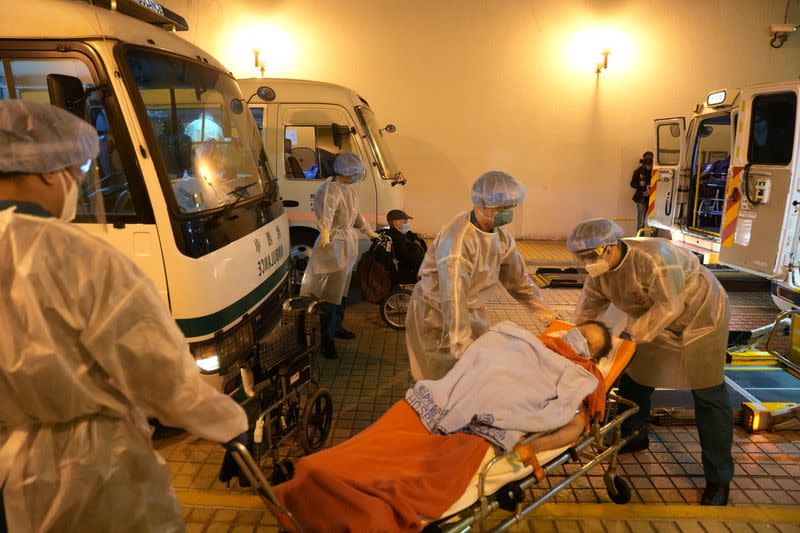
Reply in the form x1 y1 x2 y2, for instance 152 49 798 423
4 58 140 220
748 92 796 166
657 123 681 165
283 125 353 180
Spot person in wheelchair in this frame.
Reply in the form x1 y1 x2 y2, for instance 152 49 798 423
381 209 427 285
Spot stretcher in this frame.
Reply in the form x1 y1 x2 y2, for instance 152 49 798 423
226 321 639 533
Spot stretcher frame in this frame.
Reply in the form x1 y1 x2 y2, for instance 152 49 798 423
427 320 640 533
428 393 641 533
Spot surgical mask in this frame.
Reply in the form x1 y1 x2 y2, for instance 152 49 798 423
562 328 590 359
59 171 78 222
342 172 365 185
584 259 610 277
493 208 514 227
401 223 411 234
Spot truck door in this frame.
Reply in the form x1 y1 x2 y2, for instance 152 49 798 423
0 49 168 303
650 118 685 230
719 87 800 279
276 104 376 238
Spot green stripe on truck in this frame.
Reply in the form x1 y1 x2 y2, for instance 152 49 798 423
175 261 290 338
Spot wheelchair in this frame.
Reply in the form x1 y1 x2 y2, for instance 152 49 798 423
224 296 333 485
361 232 419 330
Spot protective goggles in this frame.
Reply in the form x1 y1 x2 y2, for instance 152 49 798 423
574 245 609 262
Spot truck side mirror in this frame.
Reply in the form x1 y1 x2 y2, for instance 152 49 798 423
332 122 356 149
47 74 86 118
256 86 276 102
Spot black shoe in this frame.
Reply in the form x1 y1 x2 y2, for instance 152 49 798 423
321 346 338 359
335 328 356 340
701 483 730 506
618 436 649 455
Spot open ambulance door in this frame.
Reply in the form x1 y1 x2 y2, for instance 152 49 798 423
650 118 685 230
719 85 800 281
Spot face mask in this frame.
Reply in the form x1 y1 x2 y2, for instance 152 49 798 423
584 259 610 277
562 328 590 359
492 208 514 227
59 171 79 222
401 223 411 234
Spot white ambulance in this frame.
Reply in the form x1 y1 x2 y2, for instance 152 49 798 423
1 0 291 381
238 77 406 251
650 83 800 309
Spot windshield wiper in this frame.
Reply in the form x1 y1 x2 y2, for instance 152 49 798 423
204 182 257 224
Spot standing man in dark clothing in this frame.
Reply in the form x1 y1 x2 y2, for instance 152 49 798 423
385 209 427 284
630 151 653 235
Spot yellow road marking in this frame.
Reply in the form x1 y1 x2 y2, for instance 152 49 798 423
177 490 265 509
176 491 800 523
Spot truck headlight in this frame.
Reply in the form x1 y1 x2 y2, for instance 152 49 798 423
196 354 220 373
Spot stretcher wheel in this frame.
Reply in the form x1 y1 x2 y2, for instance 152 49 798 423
300 387 333 453
380 288 412 330
270 458 295 485
606 475 631 504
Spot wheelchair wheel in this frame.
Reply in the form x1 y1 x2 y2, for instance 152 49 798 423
380 288 412 330
299 387 333 454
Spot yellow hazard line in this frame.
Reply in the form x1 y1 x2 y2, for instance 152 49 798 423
177 490 265 509
175 491 800 522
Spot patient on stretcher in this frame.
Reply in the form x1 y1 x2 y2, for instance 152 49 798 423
274 321 615 533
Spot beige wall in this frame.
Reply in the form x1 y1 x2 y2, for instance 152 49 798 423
164 0 800 238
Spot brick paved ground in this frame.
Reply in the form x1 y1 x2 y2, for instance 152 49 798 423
156 245 800 532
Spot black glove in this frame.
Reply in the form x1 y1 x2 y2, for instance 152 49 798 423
619 331 633 341
218 431 252 487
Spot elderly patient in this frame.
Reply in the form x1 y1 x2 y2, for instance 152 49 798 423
273 321 613 533
406 320 613 453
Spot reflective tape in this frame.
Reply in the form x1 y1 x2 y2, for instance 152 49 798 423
647 168 659 218
721 166 744 247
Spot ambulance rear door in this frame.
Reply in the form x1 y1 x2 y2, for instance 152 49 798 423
719 84 800 279
650 118 685 230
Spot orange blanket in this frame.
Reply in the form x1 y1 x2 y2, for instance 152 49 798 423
274 400 490 532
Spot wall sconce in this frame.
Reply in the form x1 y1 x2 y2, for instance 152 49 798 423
770 23 799 48
253 48 266 77
595 49 610 74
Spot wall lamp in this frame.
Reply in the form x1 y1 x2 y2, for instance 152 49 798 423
770 23 799 48
595 49 610 74
253 48 266 77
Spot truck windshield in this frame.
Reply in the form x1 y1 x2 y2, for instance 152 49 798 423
125 48 275 215
355 106 402 182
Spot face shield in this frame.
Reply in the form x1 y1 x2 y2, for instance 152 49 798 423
73 158 106 227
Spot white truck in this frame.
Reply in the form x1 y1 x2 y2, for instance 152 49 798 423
650 83 800 310
1 0 291 384
238 77 406 252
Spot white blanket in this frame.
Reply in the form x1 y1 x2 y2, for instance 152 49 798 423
406 322 599 452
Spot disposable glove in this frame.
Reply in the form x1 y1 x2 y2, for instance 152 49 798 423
319 228 331 248
218 431 252 487
366 228 380 240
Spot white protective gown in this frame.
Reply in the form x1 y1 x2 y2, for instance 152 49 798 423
300 178 371 305
0 206 248 533
405 211 554 381
574 238 730 389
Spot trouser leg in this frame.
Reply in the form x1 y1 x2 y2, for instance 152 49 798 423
334 298 347 333
319 302 337 354
619 373 655 441
636 202 647 233
691 382 734 485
